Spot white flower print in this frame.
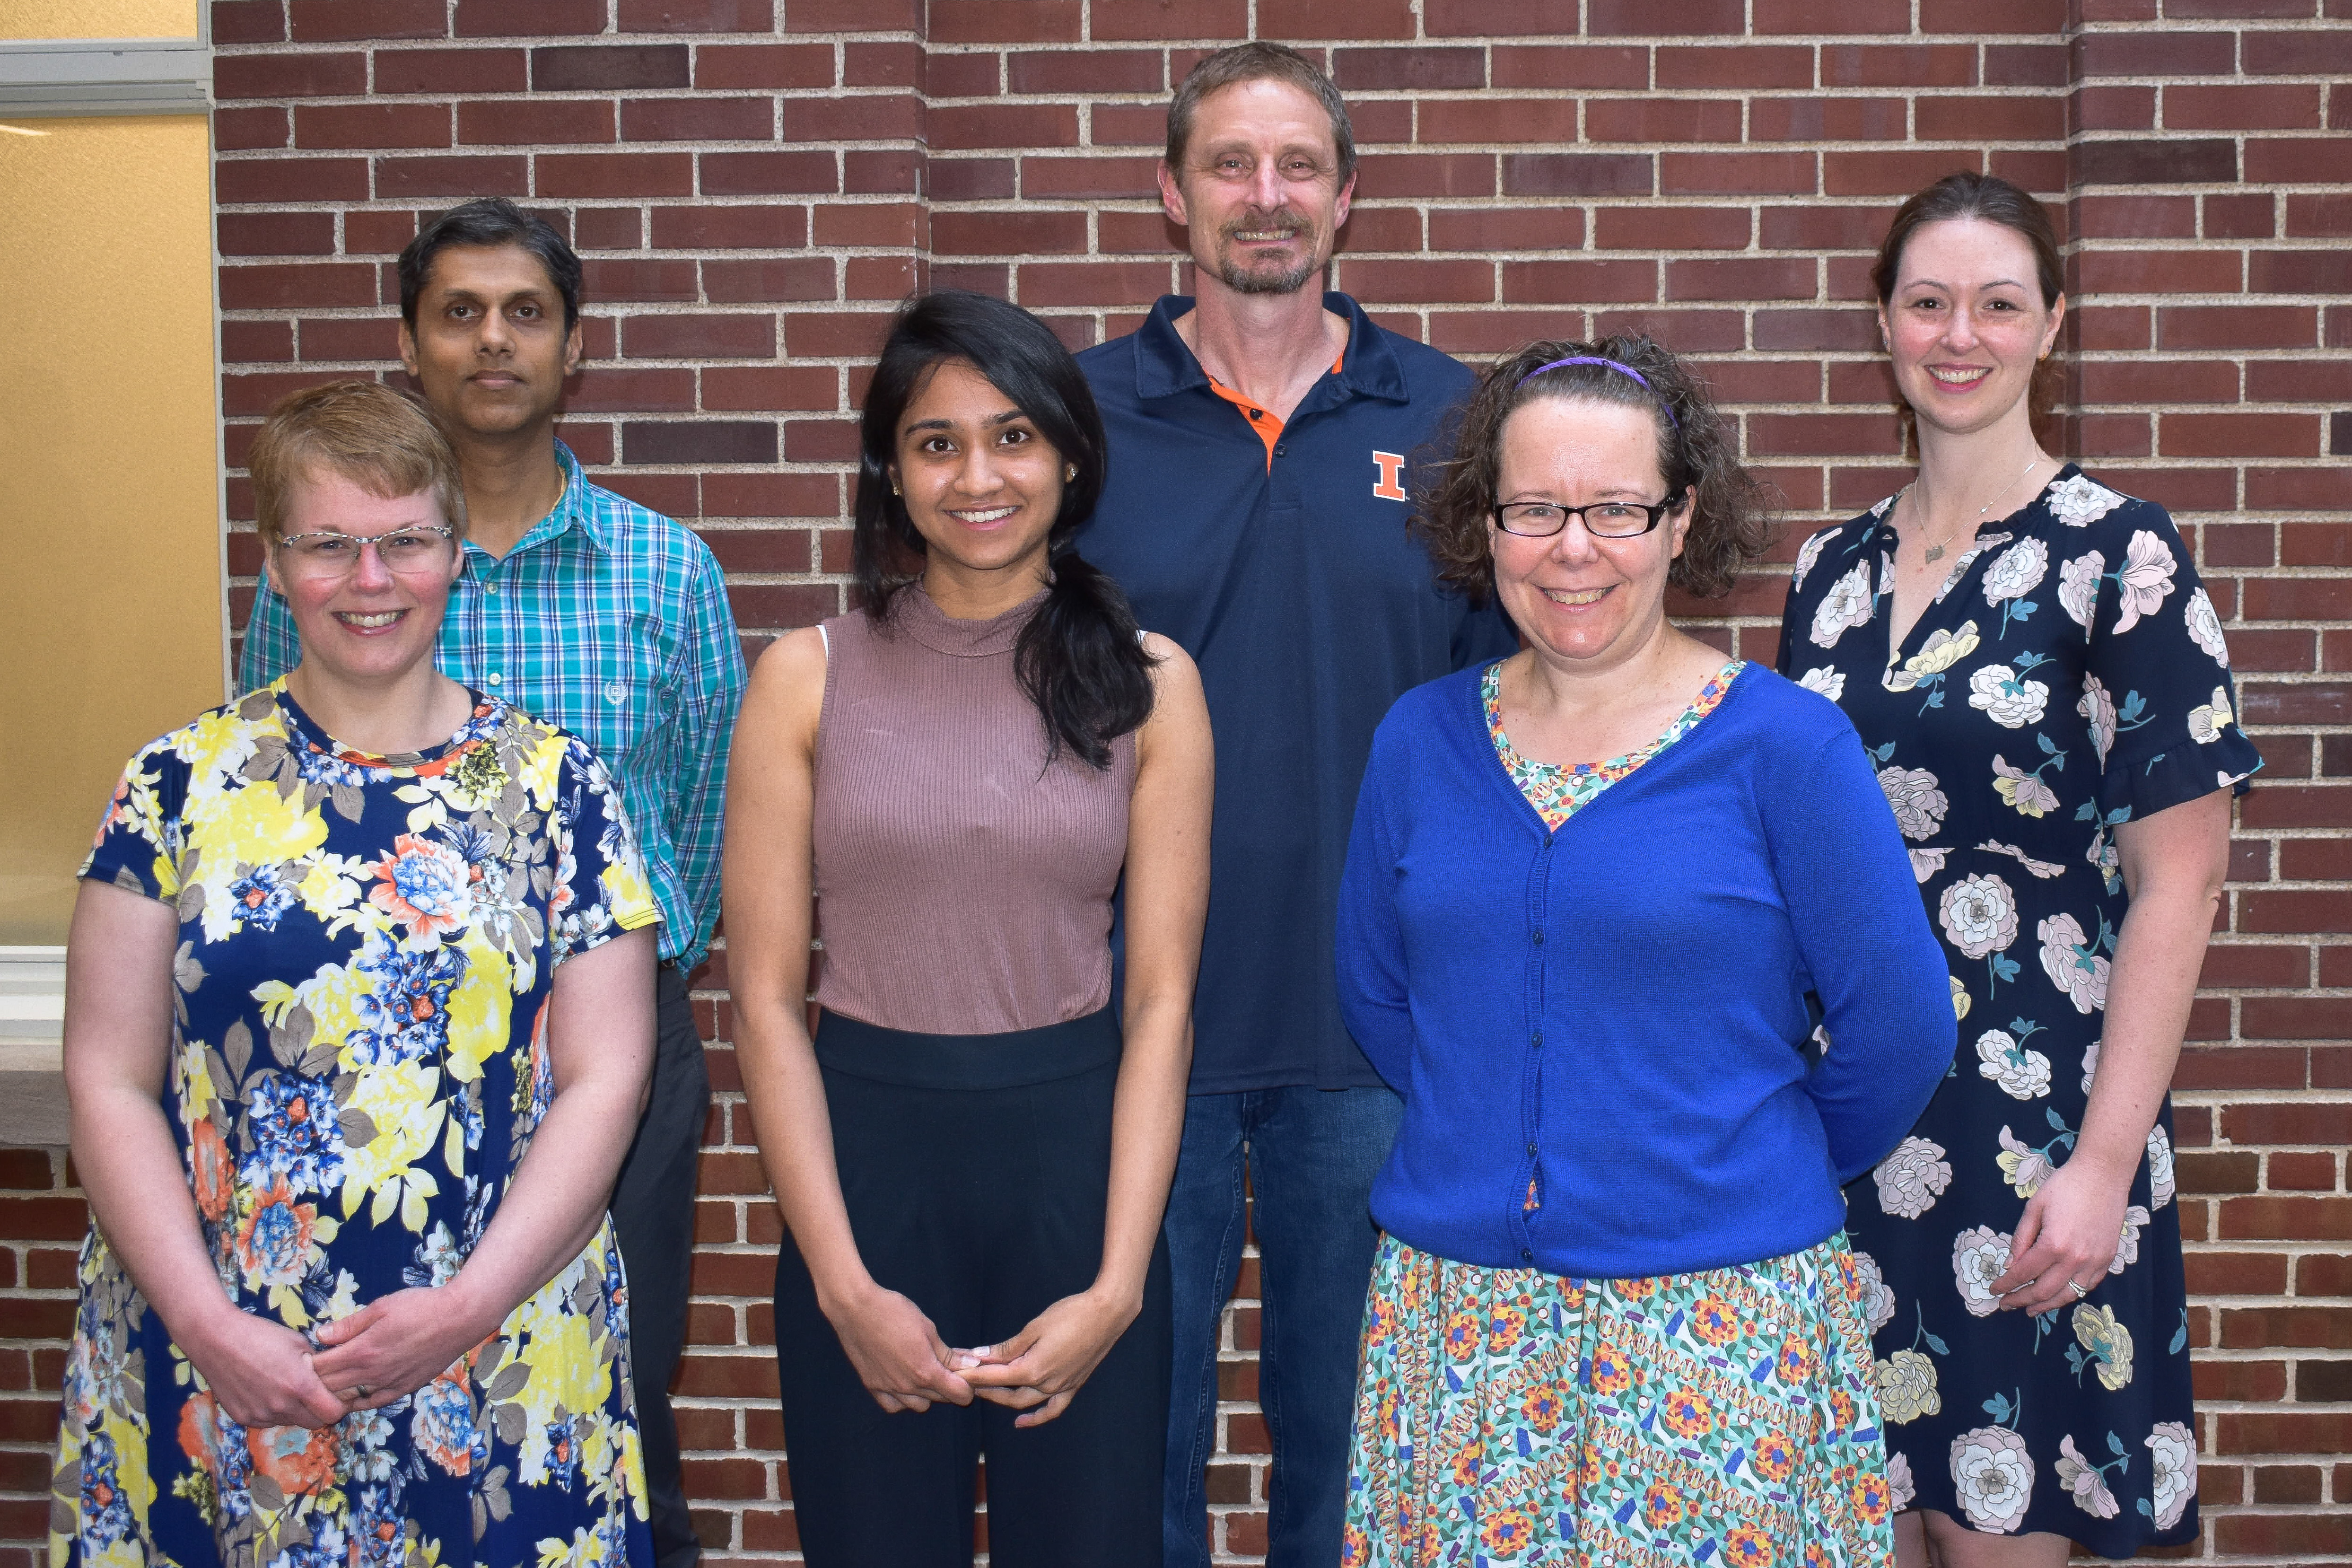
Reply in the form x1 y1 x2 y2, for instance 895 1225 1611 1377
2149 1123 2176 1209
1997 1124 2057 1198
1939 873 2020 959
1976 1030 2052 1100
1951 1425 2036 1532
1983 537 2049 604
1992 753 2060 817
1874 1136 1955 1219
2111 529 2178 633
2058 550 2104 630
1938 533 2010 604
1851 1249 1898 1331
2185 585 2230 666
2080 1037 2101 1095
2108 1204 2152 1275
1878 765 1949 841
1952 1225 2014 1317
1969 665 2050 728
2188 684 2234 744
2145 1422 2196 1530
2039 912 2112 1013
1978 839 2068 879
1792 527 1837 592
2046 472 2127 528
1887 1451 1916 1510
1796 664 1846 701
2079 675 2116 766
1811 559 1876 648
1909 848 1950 883
2055 1435 2122 1519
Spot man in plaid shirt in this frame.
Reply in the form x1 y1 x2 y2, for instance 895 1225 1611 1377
239 197 745 1568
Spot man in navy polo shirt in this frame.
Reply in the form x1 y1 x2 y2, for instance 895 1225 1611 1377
1074 42 1515 1568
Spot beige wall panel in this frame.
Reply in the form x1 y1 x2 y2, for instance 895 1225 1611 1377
0 0 198 40
0 113 220 943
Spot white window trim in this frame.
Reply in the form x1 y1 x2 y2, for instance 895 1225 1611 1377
0 35 209 117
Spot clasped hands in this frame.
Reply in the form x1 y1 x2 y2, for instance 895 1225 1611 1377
829 1281 1137 1429
182 1285 490 1433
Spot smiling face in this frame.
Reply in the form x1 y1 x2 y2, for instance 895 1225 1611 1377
1489 397 1692 673
1161 77 1354 299
1879 217 2064 441
891 359 1065 585
267 468 461 691
399 242 582 440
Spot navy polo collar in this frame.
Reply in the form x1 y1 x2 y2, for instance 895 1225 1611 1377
1131 291 1410 408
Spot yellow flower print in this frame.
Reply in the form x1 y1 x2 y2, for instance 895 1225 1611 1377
1950 975 1971 1021
534 1527 600 1568
600 856 654 927
185 787 331 941
336 1058 446 1226
2071 1303 2134 1391
173 703 266 788
441 930 515 1085
1885 621 1982 692
1876 1349 1941 1423
519 735 567 808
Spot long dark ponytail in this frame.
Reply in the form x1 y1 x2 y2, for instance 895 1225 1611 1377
852 290 1156 770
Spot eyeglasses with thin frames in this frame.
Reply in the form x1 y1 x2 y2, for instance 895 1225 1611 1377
274 526 456 578
1490 498 1681 539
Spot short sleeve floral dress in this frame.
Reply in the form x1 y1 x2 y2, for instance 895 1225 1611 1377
1776 468 2261 1553
51 679 660 1568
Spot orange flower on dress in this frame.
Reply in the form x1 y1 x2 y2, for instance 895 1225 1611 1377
249 1421 337 1497
366 833 473 938
1519 1383 1567 1435
1827 1388 1856 1432
1618 1276 1658 1299
1641 1481 1686 1526
1479 1509 1535 1556
1658 1390 1715 1440
1365 1295 1399 1348
1776 1336 1817 1384
1449 1439 1486 1489
1341 1522 1372 1568
233 1176 320 1288
1750 1429 1799 1484
177 1390 227 1475
1442 1309 1482 1361
1589 1343 1632 1396
189 1117 235 1224
1486 1304 1526 1355
1724 1526 1775 1568
1853 1472 1892 1524
1690 1295 1740 1346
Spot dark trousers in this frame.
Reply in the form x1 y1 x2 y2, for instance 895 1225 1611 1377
1161 1085 1402 1568
611 964 713 1568
772 1008 1171 1568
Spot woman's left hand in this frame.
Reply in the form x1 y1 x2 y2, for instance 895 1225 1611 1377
1991 1157 2132 1317
308 1288 493 1411
954 1288 1139 1428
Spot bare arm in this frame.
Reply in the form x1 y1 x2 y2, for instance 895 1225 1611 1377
313 923 656 1404
725 627 972 1413
1993 788 2231 1315
961 635 1213 1426
64 878 347 1430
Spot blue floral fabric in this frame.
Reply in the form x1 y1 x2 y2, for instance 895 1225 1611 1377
1776 468 2259 1550
51 681 658 1568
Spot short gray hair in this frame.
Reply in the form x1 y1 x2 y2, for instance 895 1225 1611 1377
1165 42 1355 189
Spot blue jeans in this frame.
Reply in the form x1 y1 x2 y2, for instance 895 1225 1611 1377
1163 1085 1402 1568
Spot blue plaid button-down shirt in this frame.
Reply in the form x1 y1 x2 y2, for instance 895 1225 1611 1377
240 441 746 971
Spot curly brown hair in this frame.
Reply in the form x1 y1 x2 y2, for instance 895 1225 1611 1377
1413 335 1774 603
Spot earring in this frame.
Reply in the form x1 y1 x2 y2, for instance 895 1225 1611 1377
1065 464 1077 482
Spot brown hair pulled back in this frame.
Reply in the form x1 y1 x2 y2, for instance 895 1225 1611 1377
1414 335 1773 604
1871 171 2066 434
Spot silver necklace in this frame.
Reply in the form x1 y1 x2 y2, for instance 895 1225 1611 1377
1913 455 2043 564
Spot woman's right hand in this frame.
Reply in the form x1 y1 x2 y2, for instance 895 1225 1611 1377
824 1283 974 1414
179 1307 349 1431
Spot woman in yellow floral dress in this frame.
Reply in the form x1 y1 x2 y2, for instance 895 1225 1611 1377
51 382 660 1568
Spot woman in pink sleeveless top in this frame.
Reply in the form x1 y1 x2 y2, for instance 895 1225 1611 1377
723 291 1213 1566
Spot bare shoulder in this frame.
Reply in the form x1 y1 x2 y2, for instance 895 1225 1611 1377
740 625 830 750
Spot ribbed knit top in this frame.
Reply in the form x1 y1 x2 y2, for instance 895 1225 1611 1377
811 587 1138 1036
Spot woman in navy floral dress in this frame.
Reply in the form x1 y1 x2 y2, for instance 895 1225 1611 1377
52 383 659 1568
1778 175 2260 1562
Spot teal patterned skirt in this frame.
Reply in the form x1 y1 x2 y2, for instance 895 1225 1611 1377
1345 1232 1895 1568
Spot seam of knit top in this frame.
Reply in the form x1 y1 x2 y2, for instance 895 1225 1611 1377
1335 661 1959 1279
811 586 1137 1036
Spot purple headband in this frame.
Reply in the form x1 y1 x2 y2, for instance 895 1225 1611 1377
1516 355 1679 429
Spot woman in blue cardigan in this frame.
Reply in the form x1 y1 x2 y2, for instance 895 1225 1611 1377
1335 336 1958 1568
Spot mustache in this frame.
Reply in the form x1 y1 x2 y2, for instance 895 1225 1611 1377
1219 208 1314 240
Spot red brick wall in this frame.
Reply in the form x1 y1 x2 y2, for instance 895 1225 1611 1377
3 1 2348 1561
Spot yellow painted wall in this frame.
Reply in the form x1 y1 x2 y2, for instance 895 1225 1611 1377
0 0 197 39
0 114 222 943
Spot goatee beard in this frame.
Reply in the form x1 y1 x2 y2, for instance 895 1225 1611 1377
1216 254 1322 296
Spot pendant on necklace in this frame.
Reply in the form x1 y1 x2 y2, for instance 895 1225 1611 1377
1924 543 1946 564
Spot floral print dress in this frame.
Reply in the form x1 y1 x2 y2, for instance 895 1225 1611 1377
52 681 659 1568
1343 662 1897 1568
1776 468 2260 1552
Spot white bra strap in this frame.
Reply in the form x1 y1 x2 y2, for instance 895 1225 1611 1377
818 623 830 660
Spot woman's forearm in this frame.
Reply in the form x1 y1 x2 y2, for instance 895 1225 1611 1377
734 994 876 1319
1093 989 1193 1310
2075 877 2215 1180
72 1085 243 1343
